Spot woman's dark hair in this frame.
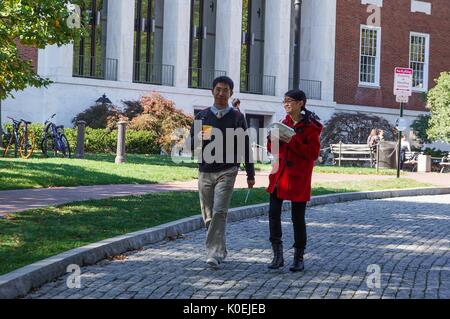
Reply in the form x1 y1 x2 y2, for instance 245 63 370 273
285 89 307 109
212 76 234 91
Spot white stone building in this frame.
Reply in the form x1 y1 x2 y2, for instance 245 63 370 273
3 0 449 150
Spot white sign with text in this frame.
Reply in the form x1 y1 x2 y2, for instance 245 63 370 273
394 67 413 97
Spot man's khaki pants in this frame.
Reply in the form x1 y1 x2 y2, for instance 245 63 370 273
198 166 239 262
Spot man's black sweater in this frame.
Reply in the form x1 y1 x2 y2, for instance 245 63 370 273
190 108 255 179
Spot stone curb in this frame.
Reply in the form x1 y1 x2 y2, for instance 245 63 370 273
1 186 449 299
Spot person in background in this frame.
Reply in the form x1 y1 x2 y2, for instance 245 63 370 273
367 129 379 149
232 98 241 112
378 129 385 142
400 135 411 170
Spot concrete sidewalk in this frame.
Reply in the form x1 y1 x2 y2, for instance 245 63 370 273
0 171 448 216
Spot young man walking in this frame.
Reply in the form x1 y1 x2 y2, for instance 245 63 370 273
190 76 255 268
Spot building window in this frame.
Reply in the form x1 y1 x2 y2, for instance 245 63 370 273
409 32 429 91
189 0 223 89
133 0 171 85
73 0 115 80
240 0 271 95
359 25 381 86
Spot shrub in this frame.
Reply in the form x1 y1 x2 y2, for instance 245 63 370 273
71 91 193 154
125 91 193 154
1 123 159 155
321 112 397 145
71 104 124 129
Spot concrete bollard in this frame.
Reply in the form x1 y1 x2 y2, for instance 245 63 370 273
115 121 127 164
75 120 86 159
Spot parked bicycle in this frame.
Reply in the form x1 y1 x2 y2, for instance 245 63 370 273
41 114 71 158
3 117 35 159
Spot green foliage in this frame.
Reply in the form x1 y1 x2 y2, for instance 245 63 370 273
70 128 159 154
413 147 448 158
71 104 122 129
426 72 450 143
125 92 193 154
2 123 159 154
0 0 85 99
410 114 431 144
71 92 192 154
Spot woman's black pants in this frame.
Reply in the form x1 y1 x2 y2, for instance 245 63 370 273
269 188 307 250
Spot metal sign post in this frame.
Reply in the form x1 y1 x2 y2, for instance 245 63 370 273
393 67 413 178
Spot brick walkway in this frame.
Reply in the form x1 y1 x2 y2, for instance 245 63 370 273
25 194 450 299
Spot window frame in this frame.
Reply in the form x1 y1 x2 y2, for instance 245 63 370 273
409 31 430 93
358 24 382 88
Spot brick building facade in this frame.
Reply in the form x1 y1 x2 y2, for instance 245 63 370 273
335 0 450 112
16 41 38 72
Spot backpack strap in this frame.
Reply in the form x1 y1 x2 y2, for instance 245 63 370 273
195 107 212 122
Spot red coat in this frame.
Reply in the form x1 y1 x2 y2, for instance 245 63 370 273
266 112 323 202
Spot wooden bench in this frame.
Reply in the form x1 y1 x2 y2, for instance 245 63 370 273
439 153 450 173
402 151 419 171
330 143 375 167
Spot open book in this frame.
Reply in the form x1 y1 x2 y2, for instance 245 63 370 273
268 122 296 139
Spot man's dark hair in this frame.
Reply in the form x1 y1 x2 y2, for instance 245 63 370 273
285 89 307 109
213 76 234 91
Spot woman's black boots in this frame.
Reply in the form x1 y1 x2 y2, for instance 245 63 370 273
268 243 284 269
289 248 305 272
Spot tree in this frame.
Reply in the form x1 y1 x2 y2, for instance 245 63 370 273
0 0 84 100
320 112 397 145
426 72 450 143
410 114 431 145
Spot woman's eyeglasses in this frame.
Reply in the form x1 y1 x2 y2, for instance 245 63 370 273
282 99 298 105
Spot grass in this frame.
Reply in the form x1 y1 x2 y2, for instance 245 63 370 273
0 152 401 191
0 154 198 191
0 178 432 276
313 165 401 175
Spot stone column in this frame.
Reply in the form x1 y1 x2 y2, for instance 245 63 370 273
115 121 127 164
215 0 243 92
163 0 191 88
106 0 135 82
264 0 291 97
75 120 86 159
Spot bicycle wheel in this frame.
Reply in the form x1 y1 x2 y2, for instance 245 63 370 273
19 132 35 159
3 134 15 157
41 135 56 157
60 134 71 158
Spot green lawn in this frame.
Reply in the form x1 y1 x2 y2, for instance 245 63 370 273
0 154 198 191
0 153 400 191
0 178 431 276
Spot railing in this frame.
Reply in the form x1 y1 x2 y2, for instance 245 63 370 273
289 78 322 100
189 68 227 90
73 56 118 81
240 74 276 96
133 62 175 86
